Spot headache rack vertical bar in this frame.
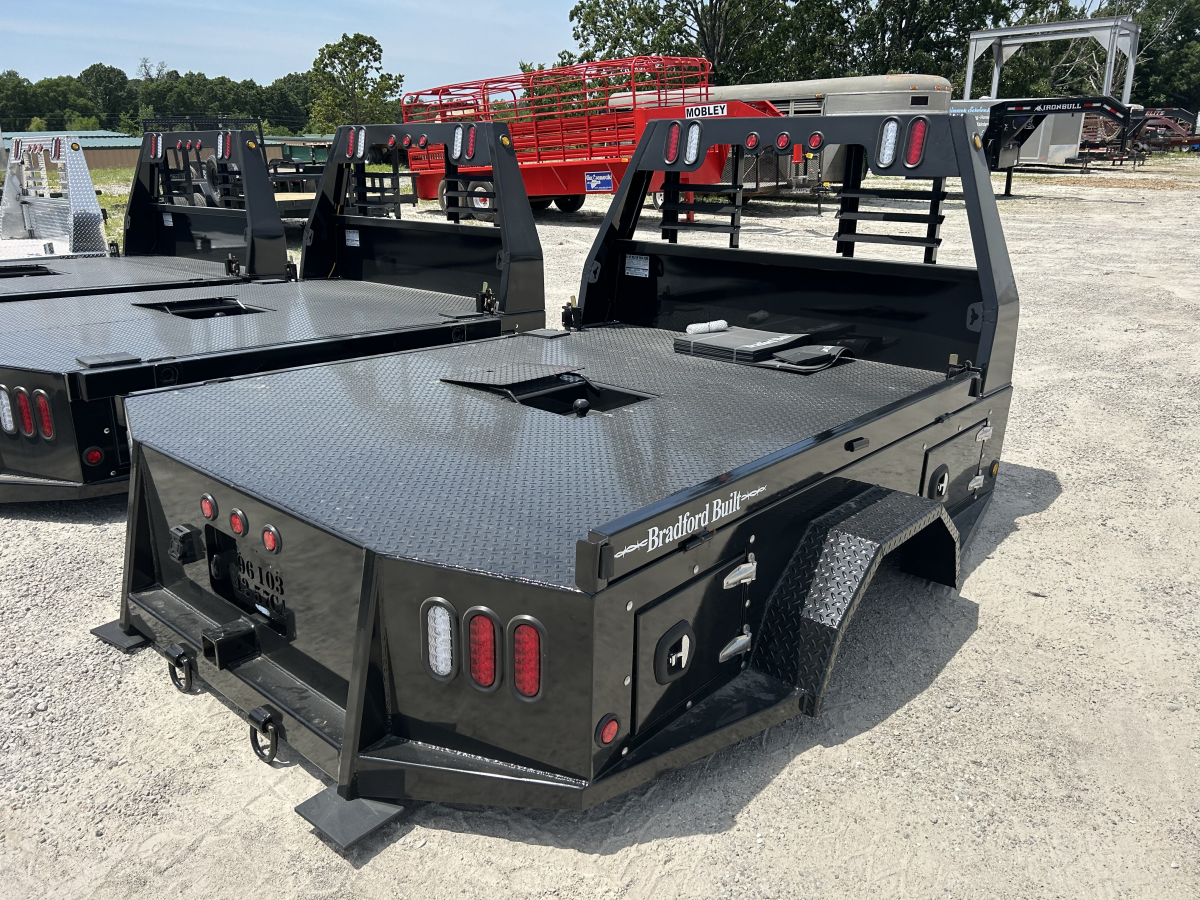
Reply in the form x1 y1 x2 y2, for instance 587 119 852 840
662 170 681 244
924 176 945 264
729 144 744 250
836 144 866 257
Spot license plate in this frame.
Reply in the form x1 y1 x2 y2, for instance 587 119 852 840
233 548 286 617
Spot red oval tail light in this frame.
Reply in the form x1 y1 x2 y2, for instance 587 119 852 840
905 117 929 167
664 121 681 164
32 391 54 439
512 622 541 698
469 615 496 687
230 509 247 536
14 389 34 436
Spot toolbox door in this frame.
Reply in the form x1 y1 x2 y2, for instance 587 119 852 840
634 558 748 733
921 421 986 508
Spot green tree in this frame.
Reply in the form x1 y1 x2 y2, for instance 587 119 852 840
262 72 313 133
568 0 793 82
0 70 35 132
27 115 48 131
78 63 131 126
308 33 403 132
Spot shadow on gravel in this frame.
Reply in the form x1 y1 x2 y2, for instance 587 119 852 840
0 494 128 526
959 462 1061 581
342 466 1061 859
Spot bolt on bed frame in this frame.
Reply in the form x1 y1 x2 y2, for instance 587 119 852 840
105 111 1018 850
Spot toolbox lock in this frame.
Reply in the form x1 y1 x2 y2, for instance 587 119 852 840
165 643 192 693
168 524 204 565
928 464 951 500
655 620 695 684
722 553 757 589
248 706 278 764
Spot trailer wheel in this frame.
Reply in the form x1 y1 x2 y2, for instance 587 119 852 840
651 191 665 210
437 178 448 212
529 198 553 211
468 181 497 222
555 194 586 213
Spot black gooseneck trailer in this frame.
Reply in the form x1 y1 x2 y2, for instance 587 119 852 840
107 110 1018 850
0 129 289 300
0 122 543 504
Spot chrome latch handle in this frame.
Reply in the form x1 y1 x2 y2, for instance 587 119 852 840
723 553 757 589
719 631 752 663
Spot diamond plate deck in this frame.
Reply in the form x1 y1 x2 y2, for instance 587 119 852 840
126 326 945 590
0 256 234 299
0 280 478 373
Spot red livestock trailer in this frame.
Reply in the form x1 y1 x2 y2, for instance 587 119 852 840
401 56 773 212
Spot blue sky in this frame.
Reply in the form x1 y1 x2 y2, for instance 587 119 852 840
6 0 579 89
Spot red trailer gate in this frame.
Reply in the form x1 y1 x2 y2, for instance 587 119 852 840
401 56 772 210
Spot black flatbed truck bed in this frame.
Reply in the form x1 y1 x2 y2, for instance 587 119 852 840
0 122 544 502
105 110 1019 850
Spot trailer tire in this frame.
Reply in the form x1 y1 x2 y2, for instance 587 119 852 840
437 178 448 212
529 198 553 211
651 191 665 211
555 194 586 213
468 181 497 222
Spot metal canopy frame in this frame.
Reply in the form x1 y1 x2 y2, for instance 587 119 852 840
964 16 1141 105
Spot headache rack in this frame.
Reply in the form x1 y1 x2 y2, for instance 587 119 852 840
124 129 287 276
0 136 107 259
301 122 543 329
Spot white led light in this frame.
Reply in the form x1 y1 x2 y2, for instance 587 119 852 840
427 605 453 676
0 389 13 435
452 125 463 160
217 133 224 158
878 118 899 167
356 127 367 159
683 122 702 165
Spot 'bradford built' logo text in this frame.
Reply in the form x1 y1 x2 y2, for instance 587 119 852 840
614 485 767 559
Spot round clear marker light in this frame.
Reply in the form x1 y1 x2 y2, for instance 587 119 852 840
428 605 454 677
451 125 464 160
683 122 701 165
877 118 900 168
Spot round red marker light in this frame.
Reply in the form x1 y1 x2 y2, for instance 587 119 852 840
229 509 247 536
402 134 412 148
775 132 791 150
262 525 280 553
387 134 396 148
808 131 823 150
601 718 619 744
82 447 104 466
418 134 428 149
200 493 217 520
596 714 620 746
745 132 759 150
176 140 183 150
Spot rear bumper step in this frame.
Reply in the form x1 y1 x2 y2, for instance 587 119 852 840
123 587 347 777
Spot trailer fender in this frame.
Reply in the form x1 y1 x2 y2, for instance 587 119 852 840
751 486 959 716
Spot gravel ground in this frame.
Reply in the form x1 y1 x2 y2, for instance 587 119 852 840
1 158 1198 899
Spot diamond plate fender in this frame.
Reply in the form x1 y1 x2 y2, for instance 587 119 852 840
751 485 959 716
